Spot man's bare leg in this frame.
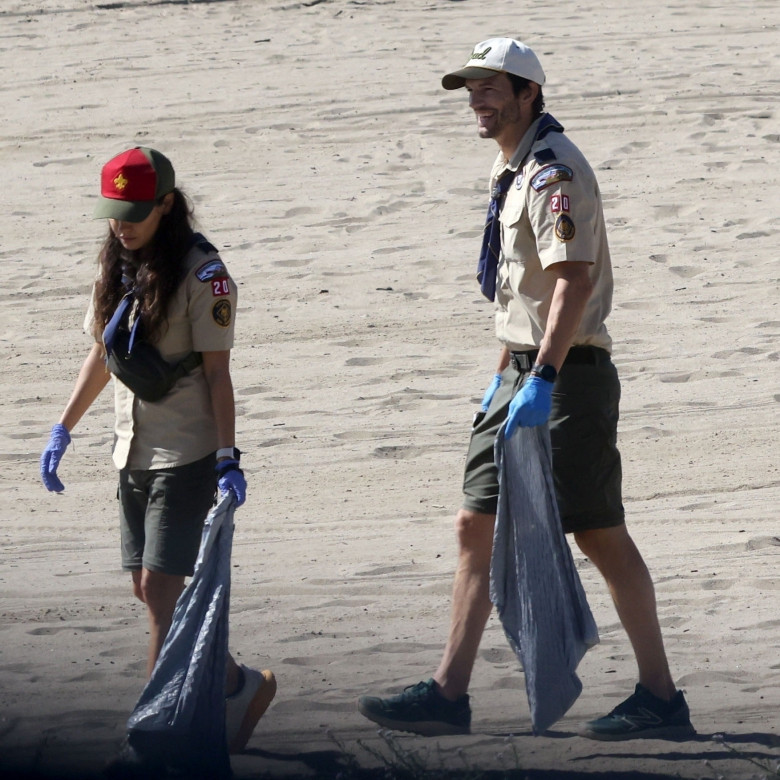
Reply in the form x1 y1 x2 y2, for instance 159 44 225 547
574 524 675 701
433 509 496 701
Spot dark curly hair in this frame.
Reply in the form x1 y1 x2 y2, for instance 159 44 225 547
92 188 195 345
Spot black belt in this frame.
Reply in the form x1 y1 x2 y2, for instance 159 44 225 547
510 345 610 372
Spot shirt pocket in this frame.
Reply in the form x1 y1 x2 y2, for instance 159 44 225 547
500 192 526 229
499 193 535 266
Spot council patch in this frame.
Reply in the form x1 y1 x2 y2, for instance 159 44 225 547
554 214 576 242
212 300 232 327
531 164 573 192
196 259 228 282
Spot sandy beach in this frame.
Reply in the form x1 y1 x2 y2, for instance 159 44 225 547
1 0 779 777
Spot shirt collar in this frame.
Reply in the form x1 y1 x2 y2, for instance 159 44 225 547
506 113 565 171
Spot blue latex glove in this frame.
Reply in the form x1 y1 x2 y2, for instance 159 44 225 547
480 373 502 412
40 423 71 492
505 376 554 438
216 459 246 507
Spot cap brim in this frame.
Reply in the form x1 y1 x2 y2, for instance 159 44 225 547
93 196 155 222
441 66 503 90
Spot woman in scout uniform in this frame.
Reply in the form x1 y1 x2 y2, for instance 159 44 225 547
39 147 274 753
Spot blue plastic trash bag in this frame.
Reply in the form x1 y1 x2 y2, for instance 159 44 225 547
114 494 235 778
490 424 599 733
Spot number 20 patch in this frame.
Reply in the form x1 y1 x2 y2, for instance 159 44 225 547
550 194 570 213
211 277 230 296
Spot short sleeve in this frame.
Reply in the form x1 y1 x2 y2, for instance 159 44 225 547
187 256 237 352
527 162 599 269
83 286 100 342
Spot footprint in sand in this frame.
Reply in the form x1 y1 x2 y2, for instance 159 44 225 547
669 265 705 278
373 444 426 459
238 384 273 395
345 357 386 366
745 536 780 551
711 346 762 360
28 624 108 636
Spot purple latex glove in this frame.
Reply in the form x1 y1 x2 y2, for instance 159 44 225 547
40 423 71 492
216 459 246 507
505 376 554 437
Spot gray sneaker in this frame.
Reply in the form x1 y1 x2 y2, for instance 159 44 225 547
225 666 276 753
581 683 695 741
358 679 471 736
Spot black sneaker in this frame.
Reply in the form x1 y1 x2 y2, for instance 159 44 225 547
358 679 471 736
581 683 695 741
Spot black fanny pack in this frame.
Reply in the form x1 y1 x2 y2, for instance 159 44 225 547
103 294 202 403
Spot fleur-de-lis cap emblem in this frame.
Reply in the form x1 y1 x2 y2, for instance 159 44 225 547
113 172 129 192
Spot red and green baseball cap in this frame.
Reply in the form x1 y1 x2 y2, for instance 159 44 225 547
94 147 175 222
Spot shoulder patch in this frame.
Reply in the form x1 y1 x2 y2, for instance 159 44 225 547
212 300 232 327
554 214 576 242
531 164 573 192
196 259 228 282
210 277 231 297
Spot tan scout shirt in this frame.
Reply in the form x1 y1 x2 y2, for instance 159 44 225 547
86 237 237 470
493 114 613 353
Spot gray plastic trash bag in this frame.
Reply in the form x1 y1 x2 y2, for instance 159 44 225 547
120 494 235 778
490 424 599 733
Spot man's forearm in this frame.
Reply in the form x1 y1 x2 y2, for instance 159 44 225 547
536 268 593 371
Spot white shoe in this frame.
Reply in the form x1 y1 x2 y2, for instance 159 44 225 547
225 665 276 753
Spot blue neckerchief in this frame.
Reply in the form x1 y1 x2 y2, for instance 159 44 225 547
476 114 565 302
477 168 516 302
103 293 142 357
534 113 564 142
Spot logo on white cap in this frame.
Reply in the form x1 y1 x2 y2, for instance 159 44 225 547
469 46 493 61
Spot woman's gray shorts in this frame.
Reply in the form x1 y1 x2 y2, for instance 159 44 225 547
463 347 625 533
118 453 217 576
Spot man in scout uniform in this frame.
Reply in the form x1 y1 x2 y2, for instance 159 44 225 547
358 38 694 741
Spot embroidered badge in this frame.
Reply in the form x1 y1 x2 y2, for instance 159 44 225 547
212 300 232 327
554 214 576 242
113 172 128 192
211 277 230 297
531 164 573 192
550 194 570 213
515 174 524 190
196 259 228 282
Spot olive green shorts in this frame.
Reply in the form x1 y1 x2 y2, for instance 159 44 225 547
463 347 625 533
118 453 217 576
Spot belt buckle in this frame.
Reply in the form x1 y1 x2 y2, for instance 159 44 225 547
511 352 533 371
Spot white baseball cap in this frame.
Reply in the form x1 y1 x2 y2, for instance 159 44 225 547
442 38 546 90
